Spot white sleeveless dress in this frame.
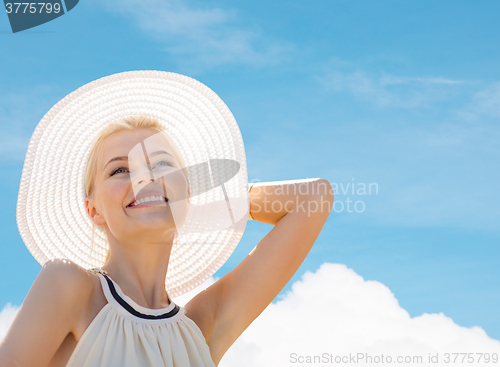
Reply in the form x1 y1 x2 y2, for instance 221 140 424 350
65 267 216 367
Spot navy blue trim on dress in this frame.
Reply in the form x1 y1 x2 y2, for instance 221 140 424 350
102 274 180 319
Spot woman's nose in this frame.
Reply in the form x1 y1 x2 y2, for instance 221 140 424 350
137 178 154 185
134 169 159 187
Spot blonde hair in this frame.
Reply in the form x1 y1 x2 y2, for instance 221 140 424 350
84 115 188 264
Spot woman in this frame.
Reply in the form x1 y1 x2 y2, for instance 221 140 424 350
0 71 333 366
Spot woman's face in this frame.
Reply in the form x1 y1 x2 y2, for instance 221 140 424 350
85 128 190 244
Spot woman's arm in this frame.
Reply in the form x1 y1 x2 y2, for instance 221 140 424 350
247 178 331 224
0 259 92 367
200 178 333 364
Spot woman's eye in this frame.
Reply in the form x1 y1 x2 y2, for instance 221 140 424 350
153 160 174 169
111 167 129 176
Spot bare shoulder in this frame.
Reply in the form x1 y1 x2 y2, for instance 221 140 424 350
39 258 95 299
40 258 93 283
37 259 97 329
0 258 97 367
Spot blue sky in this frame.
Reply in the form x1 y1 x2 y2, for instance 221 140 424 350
1 0 499 344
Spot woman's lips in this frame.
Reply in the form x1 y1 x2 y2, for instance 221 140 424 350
127 200 169 209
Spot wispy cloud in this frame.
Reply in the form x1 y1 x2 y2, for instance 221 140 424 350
379 75 466 86
318 70 466 109
308 61 500 229
97 0 294 70
220 263 500 366
459 81 500 120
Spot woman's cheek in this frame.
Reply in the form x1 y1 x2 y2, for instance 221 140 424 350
107 179 130 207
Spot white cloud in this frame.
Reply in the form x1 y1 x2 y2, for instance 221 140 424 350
0 303 19 340
220 263 500 367
96 0 293 70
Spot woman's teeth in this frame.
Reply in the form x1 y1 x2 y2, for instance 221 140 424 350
129 195 167 207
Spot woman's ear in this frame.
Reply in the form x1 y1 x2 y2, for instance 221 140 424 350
84 197 105 226
187 186 191 204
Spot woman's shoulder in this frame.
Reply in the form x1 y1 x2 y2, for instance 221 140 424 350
39 258 95 291
0 259 99 366
39 259 106 337
38 259 98 315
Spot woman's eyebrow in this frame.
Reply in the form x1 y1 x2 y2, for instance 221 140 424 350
149 150 173 158
104 150 173 170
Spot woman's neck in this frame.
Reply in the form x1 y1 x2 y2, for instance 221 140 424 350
101 238 174 309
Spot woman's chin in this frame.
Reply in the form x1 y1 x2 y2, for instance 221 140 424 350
123 225 177 241
123 216 178 234
112 210 187 238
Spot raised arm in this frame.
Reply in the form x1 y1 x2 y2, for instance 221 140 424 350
0 259 92 367
198 178 333 364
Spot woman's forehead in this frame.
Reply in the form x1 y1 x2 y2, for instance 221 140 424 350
99 129 174 169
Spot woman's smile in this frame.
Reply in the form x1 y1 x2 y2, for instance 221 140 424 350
127 195 168 209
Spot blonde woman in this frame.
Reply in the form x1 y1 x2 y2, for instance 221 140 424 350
0 71 333 366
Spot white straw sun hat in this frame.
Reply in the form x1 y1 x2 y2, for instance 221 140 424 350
16 70 250 298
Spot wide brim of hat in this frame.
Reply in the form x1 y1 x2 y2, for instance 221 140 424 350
16 70 249 298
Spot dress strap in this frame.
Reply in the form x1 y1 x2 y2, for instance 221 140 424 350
88 267 115 306
88 267 180 320
89 267 109 276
